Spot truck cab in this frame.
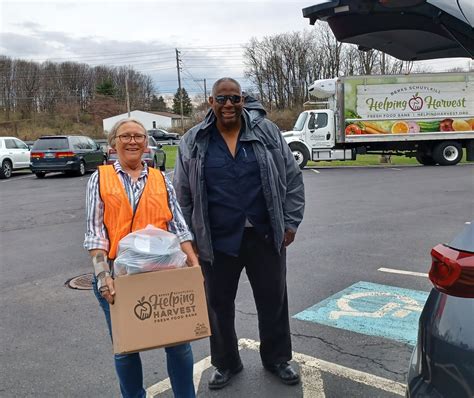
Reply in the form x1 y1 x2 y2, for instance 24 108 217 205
284 109 353 168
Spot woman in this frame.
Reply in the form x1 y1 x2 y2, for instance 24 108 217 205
84 118 198 398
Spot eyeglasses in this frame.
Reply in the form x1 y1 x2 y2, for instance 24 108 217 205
214 95 242 105
117 134 147 144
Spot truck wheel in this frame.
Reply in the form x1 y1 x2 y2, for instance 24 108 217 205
415 151 437 166
0 159 12 179
289 143 309 169
432 141 462 166
35 172 46 179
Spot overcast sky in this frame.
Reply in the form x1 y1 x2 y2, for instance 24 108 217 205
1 0 471 98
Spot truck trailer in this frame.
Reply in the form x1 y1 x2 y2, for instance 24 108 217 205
283 72 474 168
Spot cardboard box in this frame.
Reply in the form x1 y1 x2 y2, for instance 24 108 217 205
110 266 211 354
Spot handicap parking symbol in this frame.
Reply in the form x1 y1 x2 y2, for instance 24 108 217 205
293 281 429 345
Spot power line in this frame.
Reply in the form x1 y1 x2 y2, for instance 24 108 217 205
7 44 246 63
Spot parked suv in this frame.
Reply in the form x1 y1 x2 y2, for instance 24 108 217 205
0 136 31 179
147 129 180 144
30 135 105 178
107 135 166 171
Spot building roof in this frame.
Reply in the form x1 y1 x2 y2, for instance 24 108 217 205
103 110 192 121
150 111 191 120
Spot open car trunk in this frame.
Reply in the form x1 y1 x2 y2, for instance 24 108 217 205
302 0 474 60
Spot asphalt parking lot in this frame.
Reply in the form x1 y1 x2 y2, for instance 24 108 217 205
1 164 473 397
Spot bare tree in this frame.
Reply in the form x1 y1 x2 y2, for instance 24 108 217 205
0 56 14 120
244 23 420 111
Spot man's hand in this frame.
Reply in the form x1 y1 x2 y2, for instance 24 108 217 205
284 229 296 247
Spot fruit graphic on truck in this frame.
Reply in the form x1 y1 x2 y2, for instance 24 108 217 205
408 94 423 111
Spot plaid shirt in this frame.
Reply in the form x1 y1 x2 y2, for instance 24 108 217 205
84 161 193 252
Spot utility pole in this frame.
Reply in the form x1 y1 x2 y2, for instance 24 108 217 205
194 78 208 110
175 49 184 132
125 69 131 117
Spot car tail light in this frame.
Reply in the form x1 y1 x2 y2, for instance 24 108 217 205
429 244 474 298
31 152 44 159
56 151 75 158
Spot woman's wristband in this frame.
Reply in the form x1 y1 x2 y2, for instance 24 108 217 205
92 253 110 276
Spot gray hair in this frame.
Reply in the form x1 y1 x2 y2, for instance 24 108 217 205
108 118 147 148
211 77 241 96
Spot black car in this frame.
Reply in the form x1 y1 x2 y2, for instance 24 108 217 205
30 135 105 178
406 221 474 397
147 129 180 144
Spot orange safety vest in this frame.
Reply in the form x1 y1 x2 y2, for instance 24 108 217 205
98 165 172 259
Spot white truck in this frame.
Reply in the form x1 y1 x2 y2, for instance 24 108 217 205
283 72 474 168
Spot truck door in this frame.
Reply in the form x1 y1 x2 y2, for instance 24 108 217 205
305 111 334 149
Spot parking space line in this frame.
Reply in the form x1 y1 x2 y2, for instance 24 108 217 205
146 355 211 397
240 339 405 396
378 267 428 278
146 338 405 397
311 169 320 174
1 174 34 182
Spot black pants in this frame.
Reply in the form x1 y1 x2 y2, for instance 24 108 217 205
201 228 292 370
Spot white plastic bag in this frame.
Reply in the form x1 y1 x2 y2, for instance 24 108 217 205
114 225 187 276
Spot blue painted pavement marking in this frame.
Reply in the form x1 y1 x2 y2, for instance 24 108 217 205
293 281 429 345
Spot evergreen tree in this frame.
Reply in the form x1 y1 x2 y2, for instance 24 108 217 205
150 95 168 112
96 79 115 96
172 88 193 116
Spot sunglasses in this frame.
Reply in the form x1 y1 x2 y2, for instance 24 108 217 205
214 95 242 104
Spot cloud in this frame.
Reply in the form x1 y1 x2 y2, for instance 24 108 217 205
14 21 43 30
0 27 248 96
0 32 54 57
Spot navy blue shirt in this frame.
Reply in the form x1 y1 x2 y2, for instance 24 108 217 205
204 125 271 256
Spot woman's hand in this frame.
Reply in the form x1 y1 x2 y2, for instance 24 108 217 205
186 258 200 267
180 240 200 267
99 275 116 304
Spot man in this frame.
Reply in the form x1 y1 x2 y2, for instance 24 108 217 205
173 77 305 390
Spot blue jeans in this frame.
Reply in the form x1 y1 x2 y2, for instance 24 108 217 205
93 278 196 398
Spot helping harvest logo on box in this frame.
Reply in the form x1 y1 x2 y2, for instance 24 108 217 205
134 297 153 320
194 322 209 337
133 290 197 323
